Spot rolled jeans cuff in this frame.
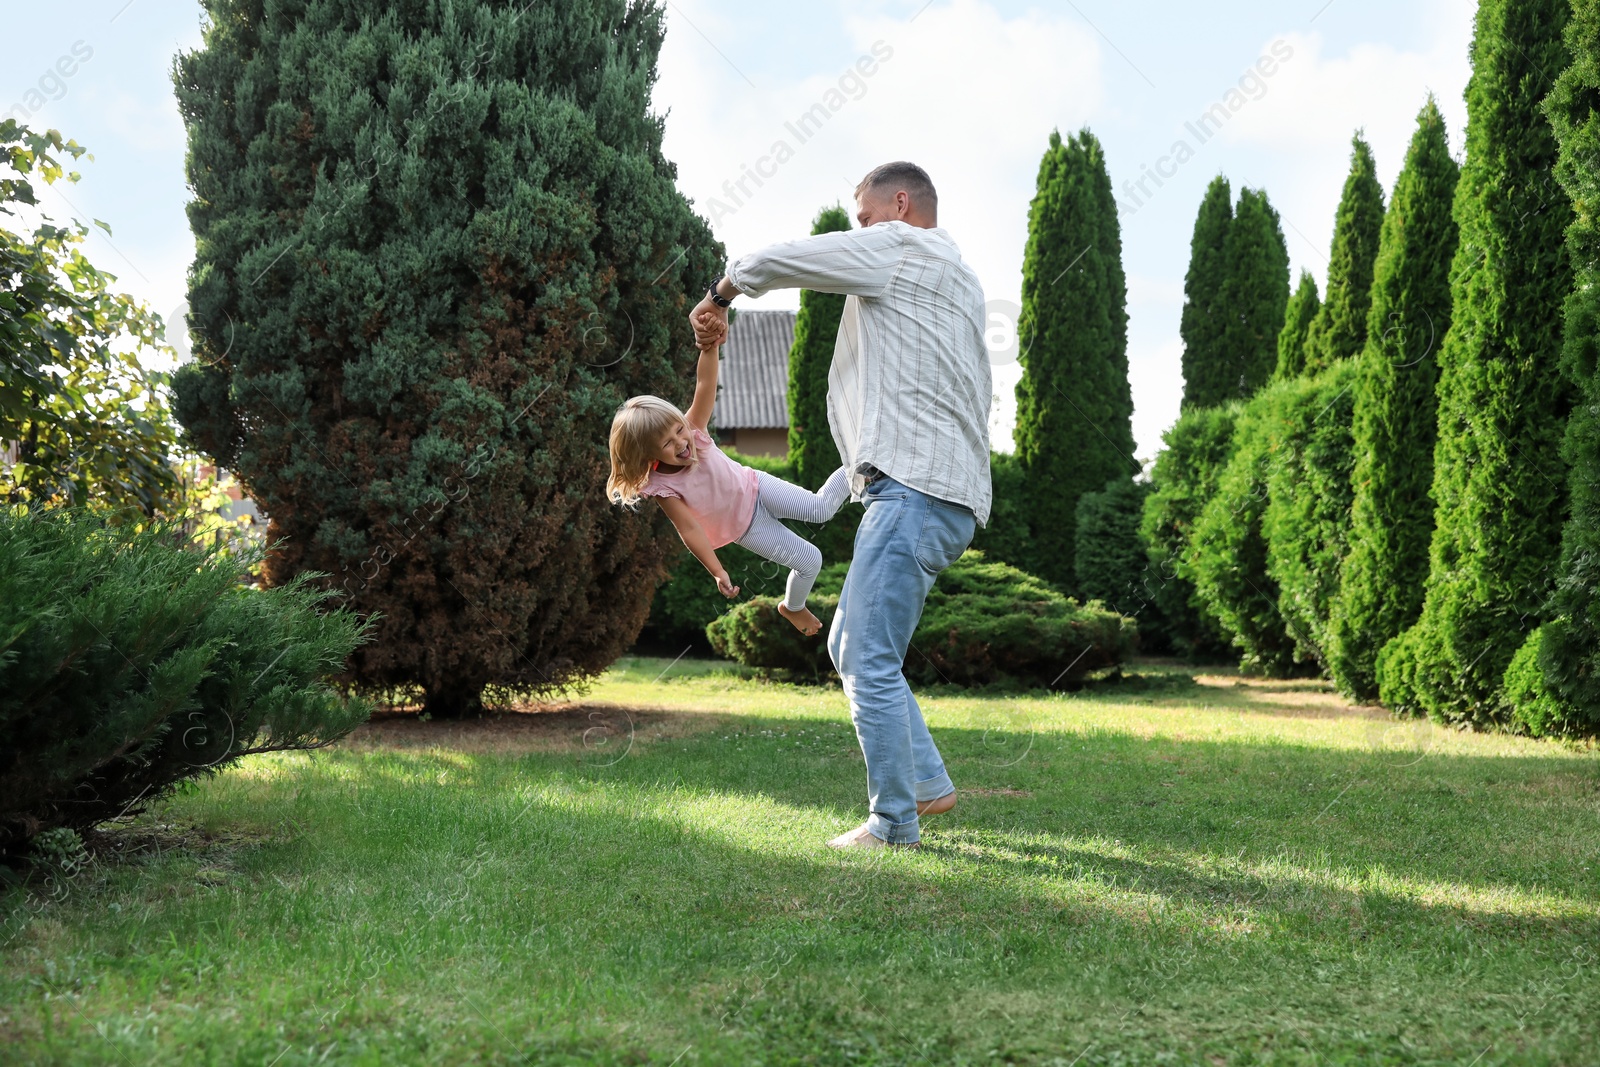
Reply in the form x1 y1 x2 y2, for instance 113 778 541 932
866 811 919 845
916 770 955 803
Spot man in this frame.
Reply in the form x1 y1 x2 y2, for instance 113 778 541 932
689 161 992 849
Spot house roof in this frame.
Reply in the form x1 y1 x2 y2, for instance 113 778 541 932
713 309 794 430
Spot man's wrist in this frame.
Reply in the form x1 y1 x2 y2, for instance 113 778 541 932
713 276 738 304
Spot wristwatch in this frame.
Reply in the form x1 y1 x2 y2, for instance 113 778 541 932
706 282 733 308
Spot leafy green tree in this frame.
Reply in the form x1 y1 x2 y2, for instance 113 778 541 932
1524 0 1600 735
1274 271 1320 380
1302 134 1387 375
1180 176 1233 409
171 0 722 717
787 205 850 489
1328 98 1460 701
1139 404 1239 661
1217 188 1291 399
1 121 180 515
1013 128 1134 590
1379 0 1573 725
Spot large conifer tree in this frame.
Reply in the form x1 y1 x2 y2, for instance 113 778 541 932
1014 128 1134 591
1329 98 1460 701
1533 0 1600 731
1217 188 1291 399
171 0 722 716
1302 134 1387 375
1274 271 1320 380
787 205 850 490
1179 176 1233 409
1379 0 1573 725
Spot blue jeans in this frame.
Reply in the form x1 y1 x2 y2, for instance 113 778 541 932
826 475 976 844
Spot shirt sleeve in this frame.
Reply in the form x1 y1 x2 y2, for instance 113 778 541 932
726 223 906 299
638 479 677 500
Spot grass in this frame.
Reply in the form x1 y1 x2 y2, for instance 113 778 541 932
3 656 1598 1065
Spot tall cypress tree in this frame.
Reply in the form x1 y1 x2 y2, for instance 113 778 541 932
1302 134 1387 375
171 0 722 717
1217 188 1291 399
1180 176 1233 409
1329 98 1460 701
1014 128 1134 591
1533 0 1600 731
1379 0 1573 725
1275 271 1320 380
787 205 850 490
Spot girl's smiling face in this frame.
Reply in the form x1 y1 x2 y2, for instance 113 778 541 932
653 419 694 467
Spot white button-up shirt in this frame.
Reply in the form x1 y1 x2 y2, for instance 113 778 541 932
726 221 993 526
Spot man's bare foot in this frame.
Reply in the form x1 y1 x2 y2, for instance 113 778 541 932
917 791 957 817
826 822 920 849
778 603 822 636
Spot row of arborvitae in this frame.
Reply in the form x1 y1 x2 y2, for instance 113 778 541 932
1141 0 1597 737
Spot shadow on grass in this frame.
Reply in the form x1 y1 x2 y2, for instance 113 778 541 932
291 714 1600 935
14 716 1598 1065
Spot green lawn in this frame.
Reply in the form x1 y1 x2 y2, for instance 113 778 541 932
3 657 1598 1065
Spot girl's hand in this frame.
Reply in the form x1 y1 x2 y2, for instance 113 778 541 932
693 307 728 348
715 571 740 598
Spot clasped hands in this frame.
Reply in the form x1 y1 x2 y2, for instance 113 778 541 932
690 295 729 350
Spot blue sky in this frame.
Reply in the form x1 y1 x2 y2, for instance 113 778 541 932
9 0 1476 460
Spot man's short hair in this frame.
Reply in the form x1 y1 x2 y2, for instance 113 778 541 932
855 161 938 214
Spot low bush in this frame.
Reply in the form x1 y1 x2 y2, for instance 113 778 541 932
1502 624 1588 738
1188 388 1308 676
1262 359 1359 671
0 508 371 856
1139 404 1238 660
706 551 1137 688
1075 476 1169 650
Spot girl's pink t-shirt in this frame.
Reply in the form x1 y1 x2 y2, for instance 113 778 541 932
640 427 760 548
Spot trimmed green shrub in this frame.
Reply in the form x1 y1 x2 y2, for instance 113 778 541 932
1013 128 1135 591
1188 384 1310 676
172 0 723 717
1139 404 1238 661
1262 359 1361 671
1180 176 1234 409
1301 134 1386 376
1537 0 1600 734
1329 97 1460 701
0 509 371 855
706 551 1136 688
1382 0 1574 725
1075 477 1167 648
1274 270 1320 380
1501 625 1582 737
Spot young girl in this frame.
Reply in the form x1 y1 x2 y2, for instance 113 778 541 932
607 317 850 636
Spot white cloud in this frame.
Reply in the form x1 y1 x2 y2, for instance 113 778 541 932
657 0 1104 314
1221 6 1474 285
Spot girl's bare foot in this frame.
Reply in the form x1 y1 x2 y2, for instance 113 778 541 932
777 603 822 636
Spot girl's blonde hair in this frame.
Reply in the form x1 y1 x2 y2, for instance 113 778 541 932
607 395 697 506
